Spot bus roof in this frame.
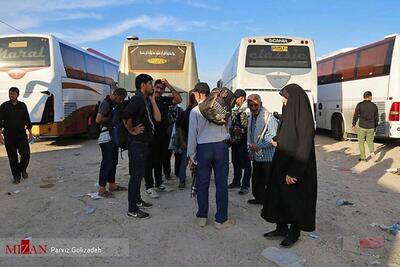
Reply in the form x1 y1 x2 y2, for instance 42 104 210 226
123 38 193 45
240 35 314 42
317 48 355 61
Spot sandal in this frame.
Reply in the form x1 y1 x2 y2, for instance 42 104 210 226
109 185 127 192
98 191 114 198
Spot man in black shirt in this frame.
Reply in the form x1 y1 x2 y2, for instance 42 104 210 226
0 87 33 184
144 79 182 197
352 91 379 161
123 74 161 219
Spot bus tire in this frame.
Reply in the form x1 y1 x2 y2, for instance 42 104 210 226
331 114 346 141
87 114 100 139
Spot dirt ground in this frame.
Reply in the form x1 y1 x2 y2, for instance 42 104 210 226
0 132 399 266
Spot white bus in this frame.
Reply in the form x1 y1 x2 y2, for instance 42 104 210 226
317 34 400 140
118 37 199 106
0 34 119 138
219 36 317 115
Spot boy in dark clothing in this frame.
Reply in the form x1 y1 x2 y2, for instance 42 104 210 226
352 91 379 161
122 74 161 219
0 87 33 184
96 88 127 197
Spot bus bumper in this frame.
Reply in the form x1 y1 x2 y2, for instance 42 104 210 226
32 123 62 136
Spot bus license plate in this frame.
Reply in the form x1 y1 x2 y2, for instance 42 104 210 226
271 45 288 52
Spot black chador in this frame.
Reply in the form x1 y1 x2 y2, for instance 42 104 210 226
261 84 317 247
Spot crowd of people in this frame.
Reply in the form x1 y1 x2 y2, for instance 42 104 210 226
1 74 380 248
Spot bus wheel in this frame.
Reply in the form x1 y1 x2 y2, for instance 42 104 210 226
331 114 346 141
87 114 100 139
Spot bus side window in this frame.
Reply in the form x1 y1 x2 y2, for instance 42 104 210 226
60 44 87 80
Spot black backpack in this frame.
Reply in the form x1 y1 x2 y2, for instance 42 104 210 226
199 87 236 125
109 100 131 150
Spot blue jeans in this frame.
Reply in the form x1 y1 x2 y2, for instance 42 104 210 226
128 141 149 212
178 148 190 182
196 141 229 223
99 141 119 187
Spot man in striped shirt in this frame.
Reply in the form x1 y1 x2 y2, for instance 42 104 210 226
246 94 278 205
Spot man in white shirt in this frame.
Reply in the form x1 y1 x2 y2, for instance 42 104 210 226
187 82 234 230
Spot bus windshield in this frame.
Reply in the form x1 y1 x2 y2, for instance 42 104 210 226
245 45 311 68
0 37 50 68
128 45 186 71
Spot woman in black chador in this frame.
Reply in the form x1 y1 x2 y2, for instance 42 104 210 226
261 83 317 248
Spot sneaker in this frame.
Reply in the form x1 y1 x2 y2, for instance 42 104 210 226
228 183 240 190
248 199 263 205
146 188 160 199
178 181 186 190
214 219 235 230
157 184 174 192
238 188 249 195
21 171 28 179
127 209 150 219
197 217 207 227
12 178 21 184
137 200 153 209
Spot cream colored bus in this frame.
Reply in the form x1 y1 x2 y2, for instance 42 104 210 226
118 37 199 105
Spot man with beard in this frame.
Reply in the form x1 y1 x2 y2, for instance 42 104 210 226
144 79 182 198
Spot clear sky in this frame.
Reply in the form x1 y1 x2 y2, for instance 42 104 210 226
1 0 399 86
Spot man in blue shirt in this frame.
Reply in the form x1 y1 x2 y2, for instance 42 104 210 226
187 82 234 229
246 94 278 205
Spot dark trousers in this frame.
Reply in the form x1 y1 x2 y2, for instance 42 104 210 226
178 149 190 182
251 161 271 202
4 135 30 179
164 148 172 176
196 141 229 223
144 134 170 188
128 141 149 212
231 142 251 188
98 141 119 187
173 153 182 176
